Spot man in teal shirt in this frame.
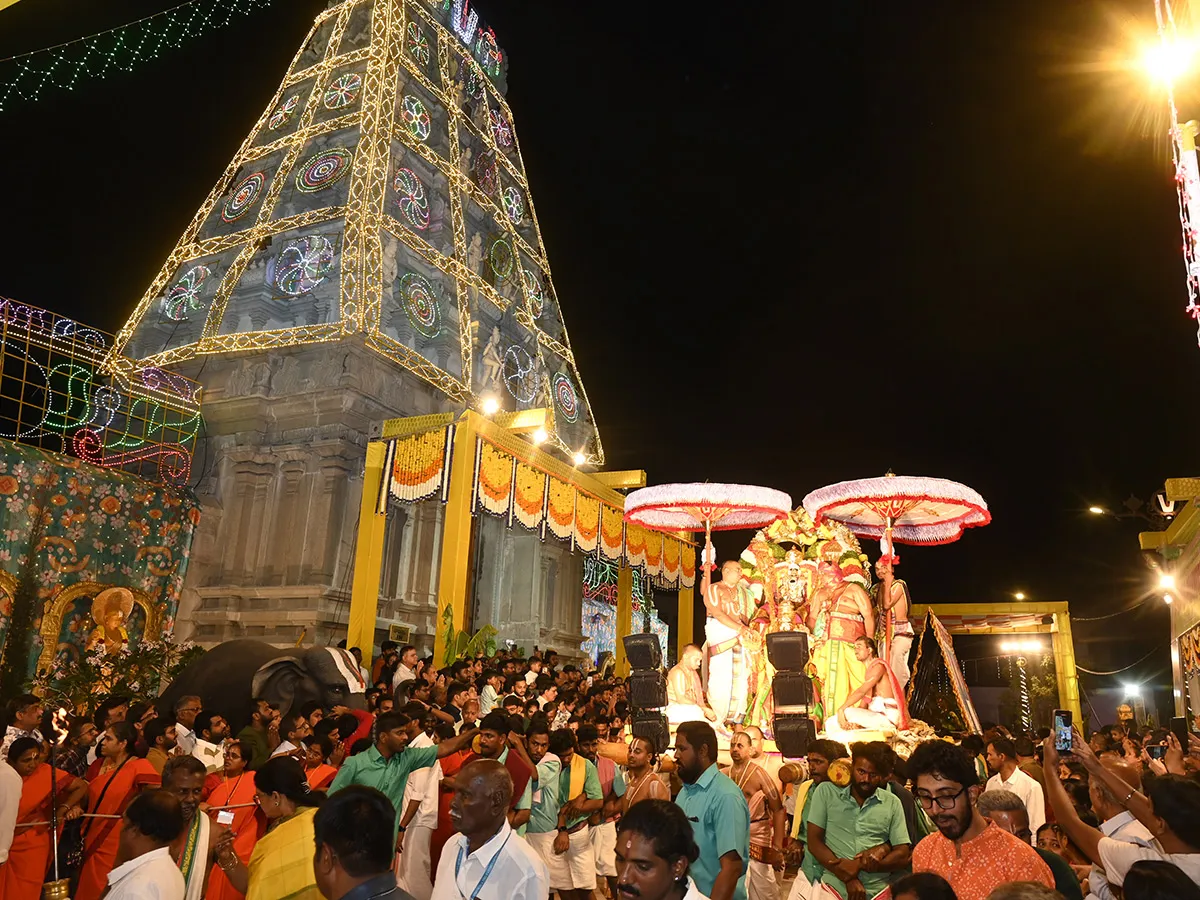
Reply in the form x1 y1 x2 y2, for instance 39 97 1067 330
806 741 911 899
674 721 750 900
328 709 477 840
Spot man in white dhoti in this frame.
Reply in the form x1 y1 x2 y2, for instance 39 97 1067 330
701 548 756 726
831 637 910 735
665 644 717 725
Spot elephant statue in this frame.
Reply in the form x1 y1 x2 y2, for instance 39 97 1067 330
159 640 367 732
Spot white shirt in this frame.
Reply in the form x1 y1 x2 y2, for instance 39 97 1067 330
525 670 539 686
985 766 1045 838
480 684 500 715
393 664 417 694
192 738 224 774
174 724 197 755
0 759 22 864
106 845 185 900
0 725 42 760
1087 810 1158 900
1097 834 1200 886
401 732 442 830
431 821 549 900
684 877 713 900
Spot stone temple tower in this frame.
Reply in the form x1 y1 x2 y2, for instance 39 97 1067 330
112 0 603 652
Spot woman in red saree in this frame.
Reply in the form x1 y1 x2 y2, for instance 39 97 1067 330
428 733 473 872
205 741 263 900
3 737 88 900
69 721 159 900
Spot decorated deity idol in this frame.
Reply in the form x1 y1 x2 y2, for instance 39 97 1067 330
85 587 135 656
806 537 874 729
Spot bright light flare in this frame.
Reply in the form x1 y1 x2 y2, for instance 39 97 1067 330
1000 639 1045 653
1161 573 1177 590
1014 591 1027 601
1124 683 1141 697
481 396 500 416
1141 37 1197 87
573 452 586 466
1165 592 1175 604
1088 506 1106 515
532 427 548 445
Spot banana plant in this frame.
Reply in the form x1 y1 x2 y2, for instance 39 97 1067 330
439 604 498 665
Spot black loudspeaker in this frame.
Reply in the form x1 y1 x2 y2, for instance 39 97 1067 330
623 633 662 670
628 670 668 709
631 711 670 754
774 714 816 758
772 671 813 714
766 631 810 671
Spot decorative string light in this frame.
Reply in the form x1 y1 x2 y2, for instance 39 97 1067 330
110 0 606 465
0 0 275 113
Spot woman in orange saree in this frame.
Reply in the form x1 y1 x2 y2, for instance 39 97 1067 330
70 722 160 900
3 737 88 900
302 736 337 792
205 741 263 900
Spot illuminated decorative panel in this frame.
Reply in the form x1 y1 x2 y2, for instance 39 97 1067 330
112 0 604 464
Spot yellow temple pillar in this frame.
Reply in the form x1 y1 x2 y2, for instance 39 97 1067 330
614 565 634 676
677 584 693 657
1052 611 1083 725
347 441 389 666
433 418 481 664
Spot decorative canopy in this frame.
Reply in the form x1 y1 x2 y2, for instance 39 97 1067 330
624 483 792 534
802 474 990 547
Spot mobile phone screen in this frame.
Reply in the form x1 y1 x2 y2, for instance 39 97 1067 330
1148 744 1167 760
216 810 235 826
1054 709 1072 752
1172 716 1189 748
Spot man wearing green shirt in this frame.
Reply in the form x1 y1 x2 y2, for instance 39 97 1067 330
674 720 750 900
806 741 911 900
236 698 280 770
328 709 478 841
526 721 562 839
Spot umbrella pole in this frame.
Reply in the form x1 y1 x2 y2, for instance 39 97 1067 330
883 517 895 663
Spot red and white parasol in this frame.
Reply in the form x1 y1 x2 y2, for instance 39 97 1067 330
802 473 990 555
625 483 793 567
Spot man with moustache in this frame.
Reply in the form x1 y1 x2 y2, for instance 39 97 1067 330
673 721 750 900
615 799 711 900
806 741 911 900
161 755 230 900
907 740 1053 900
430 759 549 900
724 730 784 900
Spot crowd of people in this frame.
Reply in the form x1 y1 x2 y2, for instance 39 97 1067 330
1 642 1200 900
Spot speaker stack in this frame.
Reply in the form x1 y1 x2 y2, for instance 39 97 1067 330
622 633 670 753
767 631 816 758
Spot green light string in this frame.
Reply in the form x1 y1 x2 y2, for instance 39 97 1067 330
0 0 275 112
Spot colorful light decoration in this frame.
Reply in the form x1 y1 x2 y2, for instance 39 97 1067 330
473 151 498 196
393 167 430 230
161 266 212 321
400 273 441 338
490 109 513 148
221 172 266 223
1155 0 1200 340
323 72 362 109
0 297 200 484
271 235 337 297
553 373 578 422
474 28 503 78
406 22 431 67
401 95 432 141
522 268 545 317
502 345 538 401
295 148 353 193
502 186 525 225
268 95 299 130
111 0 608 466
0 0 275 113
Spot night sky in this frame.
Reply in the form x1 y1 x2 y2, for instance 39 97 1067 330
1 0 1194 718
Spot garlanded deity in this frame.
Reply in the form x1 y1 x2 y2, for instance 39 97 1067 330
85 587 134 656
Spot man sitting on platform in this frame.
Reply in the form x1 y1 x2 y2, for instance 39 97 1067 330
666 644 718 725
830 637 909 735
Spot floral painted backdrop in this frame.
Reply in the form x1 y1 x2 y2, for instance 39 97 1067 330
0 439 200 678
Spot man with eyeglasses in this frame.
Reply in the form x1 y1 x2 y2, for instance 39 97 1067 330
907 740 1053 900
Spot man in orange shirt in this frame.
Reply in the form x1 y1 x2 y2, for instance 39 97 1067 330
906 739 1054 900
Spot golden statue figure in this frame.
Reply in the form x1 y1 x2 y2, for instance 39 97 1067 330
85 587 134 656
